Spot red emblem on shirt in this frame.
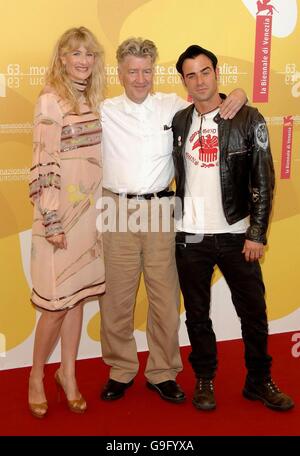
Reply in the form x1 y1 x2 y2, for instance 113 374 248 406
192 134 218 167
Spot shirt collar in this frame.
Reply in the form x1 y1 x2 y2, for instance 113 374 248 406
193 106 220 120
123 93 154 113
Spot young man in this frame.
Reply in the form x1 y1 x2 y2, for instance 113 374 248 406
99 38 247 403
172 44 294 411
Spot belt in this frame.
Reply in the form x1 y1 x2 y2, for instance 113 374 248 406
114 188 174 200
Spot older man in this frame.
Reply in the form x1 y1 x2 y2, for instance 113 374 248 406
99 38 246 403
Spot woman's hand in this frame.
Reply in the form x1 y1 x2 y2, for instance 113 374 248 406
47 233 67 249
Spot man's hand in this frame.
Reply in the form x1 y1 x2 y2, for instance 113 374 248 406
47 233 67 249
242 239 264 262
219 88 247 120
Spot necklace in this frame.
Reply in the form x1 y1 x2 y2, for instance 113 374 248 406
195 100 223 117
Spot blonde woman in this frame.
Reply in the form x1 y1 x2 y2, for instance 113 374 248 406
28 27 105 418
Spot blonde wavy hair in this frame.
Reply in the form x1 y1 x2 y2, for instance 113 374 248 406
46 27 105 112
116 37 158 64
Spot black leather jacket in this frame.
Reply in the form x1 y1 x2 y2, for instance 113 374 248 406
172 103 275 244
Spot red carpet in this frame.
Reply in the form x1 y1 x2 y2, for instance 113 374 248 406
0 331 299 436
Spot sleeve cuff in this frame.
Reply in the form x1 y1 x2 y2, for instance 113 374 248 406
245 225 267 245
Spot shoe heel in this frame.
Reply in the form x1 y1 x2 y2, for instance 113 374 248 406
146 382 155 391
243 389 257 401
54 370 63 403
54 370 87 413
28 375 48 418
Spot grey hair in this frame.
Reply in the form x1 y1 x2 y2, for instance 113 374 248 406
116 37 158 64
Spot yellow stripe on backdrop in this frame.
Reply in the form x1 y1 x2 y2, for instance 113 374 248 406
0 0 299 368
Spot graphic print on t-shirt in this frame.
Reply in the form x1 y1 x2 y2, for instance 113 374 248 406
177 108 249 235
188 123 219 168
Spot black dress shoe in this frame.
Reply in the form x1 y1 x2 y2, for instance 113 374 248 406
243 377 294 411
101 379 134 401
193 378 216 411
146 380 186 403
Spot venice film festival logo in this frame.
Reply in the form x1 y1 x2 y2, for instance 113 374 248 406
252 0 279 102
256 0 278 16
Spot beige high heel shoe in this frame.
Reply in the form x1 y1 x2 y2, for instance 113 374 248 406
28 401 48 419
54 370 87 414
28 377 48 419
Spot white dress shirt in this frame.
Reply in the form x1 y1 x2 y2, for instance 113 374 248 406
101 93 188 194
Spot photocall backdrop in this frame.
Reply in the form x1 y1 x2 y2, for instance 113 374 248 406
0 0 299 370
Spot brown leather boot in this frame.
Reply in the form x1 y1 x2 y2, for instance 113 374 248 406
243 378 294 411
193 378 216 411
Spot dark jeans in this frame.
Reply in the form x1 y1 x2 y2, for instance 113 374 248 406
175 232 272 381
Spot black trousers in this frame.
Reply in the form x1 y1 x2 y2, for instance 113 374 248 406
175 232 272 381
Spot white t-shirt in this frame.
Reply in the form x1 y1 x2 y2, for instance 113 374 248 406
176 107 249 234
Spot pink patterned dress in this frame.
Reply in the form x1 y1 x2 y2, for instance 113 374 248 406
29 86 105 310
